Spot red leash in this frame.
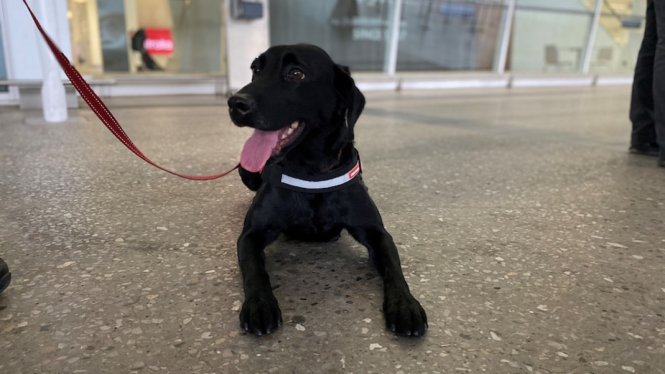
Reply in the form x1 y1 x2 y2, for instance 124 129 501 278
23 0 239 181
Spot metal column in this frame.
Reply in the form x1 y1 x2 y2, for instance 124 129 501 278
383 0 403 76
493 0 516 74
581 0 603 73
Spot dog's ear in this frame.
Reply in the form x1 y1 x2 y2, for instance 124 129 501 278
333 64 365 134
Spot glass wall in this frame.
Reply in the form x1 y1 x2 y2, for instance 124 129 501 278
68 0 104 74
510 0 594 72
0 18 7 92
96 0 129 72
57 0 651 76
269 0 393 71
589 0 647 73
67 0 225 75
396 0 504 71
269 0 646 75
269 0 506 72
166 0 224 74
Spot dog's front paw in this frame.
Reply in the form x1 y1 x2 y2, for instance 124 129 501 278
383 293 428 337
239 293 282 336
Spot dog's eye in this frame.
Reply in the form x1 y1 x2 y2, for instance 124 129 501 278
251 68 259 81
287 68 305 81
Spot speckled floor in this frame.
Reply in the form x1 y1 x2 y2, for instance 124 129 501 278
1 86 664 374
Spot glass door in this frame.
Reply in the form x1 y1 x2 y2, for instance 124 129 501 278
0 12 16 104
510 0 595 72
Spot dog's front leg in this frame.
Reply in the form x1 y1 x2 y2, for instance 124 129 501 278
344 187 427 336
349 225 428 336
237 228 282 335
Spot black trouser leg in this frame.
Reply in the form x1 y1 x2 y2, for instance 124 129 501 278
653 0 665 158
630 0 658 146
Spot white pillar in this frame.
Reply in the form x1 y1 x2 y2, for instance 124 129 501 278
581 0 603 74
1 0 72 116
224 0 270 92
1 0 71 79
493 0 516 74
383 0 403 76
35 0 67 122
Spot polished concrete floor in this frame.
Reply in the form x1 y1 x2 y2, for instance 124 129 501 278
1 86 664 374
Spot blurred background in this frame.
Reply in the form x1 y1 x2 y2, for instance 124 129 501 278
3 3 665 373
0 0 648 105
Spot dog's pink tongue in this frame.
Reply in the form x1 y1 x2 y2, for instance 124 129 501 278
240 129 280 172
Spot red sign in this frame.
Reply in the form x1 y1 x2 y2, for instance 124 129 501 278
143 29 174 55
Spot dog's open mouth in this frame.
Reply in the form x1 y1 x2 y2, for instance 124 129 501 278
240 121 305 172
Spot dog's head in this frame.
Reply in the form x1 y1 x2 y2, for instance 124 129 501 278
228 44 365 173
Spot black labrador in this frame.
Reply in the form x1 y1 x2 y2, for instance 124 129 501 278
227 44 427 337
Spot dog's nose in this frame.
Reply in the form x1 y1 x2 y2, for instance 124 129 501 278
228 94 256 117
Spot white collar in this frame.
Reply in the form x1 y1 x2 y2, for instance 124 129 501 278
280 162 361 192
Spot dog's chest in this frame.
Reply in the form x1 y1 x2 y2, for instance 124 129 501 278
290 193 346 225
279 193 347 242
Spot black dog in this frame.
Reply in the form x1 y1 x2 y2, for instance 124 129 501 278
227 44 427 337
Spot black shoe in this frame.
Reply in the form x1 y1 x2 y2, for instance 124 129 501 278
629 143 660 156
0 258 11 294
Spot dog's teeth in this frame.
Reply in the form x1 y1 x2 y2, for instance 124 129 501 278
290 122 299 129
287 128 293 135
281 133 287 139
